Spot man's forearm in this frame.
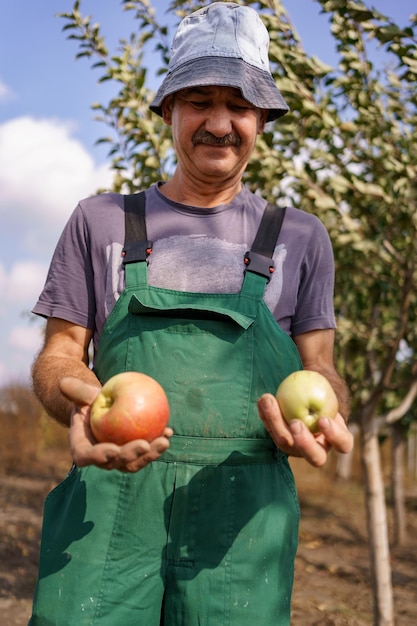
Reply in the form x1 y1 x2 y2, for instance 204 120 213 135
293 330 351 422
320 367 351 422
32 353 100 427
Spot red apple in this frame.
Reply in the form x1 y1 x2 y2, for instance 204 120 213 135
90 372 170 445
276 370 338 433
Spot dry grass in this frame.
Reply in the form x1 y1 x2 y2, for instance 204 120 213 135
0 383 71 477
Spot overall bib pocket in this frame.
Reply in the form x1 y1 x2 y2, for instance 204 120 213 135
125 295 256 438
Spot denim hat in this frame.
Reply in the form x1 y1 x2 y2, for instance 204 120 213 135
150 2 289 122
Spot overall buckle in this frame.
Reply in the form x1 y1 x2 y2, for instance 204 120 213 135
244 251 275 281
122 240 153 265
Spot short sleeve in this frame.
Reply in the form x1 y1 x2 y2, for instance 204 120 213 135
32 204 96 330
291 216 336 336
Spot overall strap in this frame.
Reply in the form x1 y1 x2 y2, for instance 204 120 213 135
244 203 286 281
122 192 153 265
121 193 286 283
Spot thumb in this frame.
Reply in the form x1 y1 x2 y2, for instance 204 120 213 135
59 376 101 407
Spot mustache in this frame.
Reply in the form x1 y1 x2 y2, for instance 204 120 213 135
192 130 241 147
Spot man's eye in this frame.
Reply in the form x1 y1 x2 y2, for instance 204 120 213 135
190 100 208 108
231 103 252 111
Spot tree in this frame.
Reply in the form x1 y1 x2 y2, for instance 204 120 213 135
0 383 42 472
59 0 173 191
390 418 408 546
58 1 417 624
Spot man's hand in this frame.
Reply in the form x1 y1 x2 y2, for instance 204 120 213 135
257 393 353 467
60 377 173 473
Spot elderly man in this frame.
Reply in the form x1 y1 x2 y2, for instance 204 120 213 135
29 3 352 625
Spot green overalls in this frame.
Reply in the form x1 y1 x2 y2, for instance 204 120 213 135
29 195 303 626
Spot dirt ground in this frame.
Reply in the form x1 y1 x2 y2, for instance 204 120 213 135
1 452 416 626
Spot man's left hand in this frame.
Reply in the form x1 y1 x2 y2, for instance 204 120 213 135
257 393 354 467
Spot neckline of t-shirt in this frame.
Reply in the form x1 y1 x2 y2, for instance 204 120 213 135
154 182 246 216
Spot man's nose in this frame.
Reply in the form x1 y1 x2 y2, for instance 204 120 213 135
204 106 233 137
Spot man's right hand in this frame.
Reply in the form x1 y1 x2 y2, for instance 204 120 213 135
60 377 173 473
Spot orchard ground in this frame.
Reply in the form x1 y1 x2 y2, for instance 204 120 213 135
1 433 416 625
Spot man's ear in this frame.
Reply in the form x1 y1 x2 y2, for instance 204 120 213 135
257 109 269 135
161 96 174 125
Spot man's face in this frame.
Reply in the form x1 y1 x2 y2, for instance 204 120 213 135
162 86 267 186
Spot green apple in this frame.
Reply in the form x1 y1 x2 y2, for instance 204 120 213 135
90 371 170 445
276 370 338 433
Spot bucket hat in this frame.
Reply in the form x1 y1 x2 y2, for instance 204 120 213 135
150 2 289 122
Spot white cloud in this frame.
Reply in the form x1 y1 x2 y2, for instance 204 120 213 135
0 261 48 311
0 321 45 386
0 115 113 252
8 324 44 353
0 115 113 385
0 78 14 102
0 261 47 384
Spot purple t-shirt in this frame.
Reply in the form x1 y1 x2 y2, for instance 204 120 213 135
33 184 336 357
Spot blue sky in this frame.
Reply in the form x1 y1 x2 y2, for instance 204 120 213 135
0 0 415 385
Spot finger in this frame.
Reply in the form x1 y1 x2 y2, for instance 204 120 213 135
93 434 172 473
69 411 120 467
288 420 328 467
60 376 101 407
149 434 172 456
123 435 172 469
116 440 152 467
317 415 354 454
257 394 295 452
70 415 173 473
116 431 172 462
72 441 121 469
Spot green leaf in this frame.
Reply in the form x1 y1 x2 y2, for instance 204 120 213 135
56 0 417 419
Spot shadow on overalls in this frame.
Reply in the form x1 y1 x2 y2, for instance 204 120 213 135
161 450 277 580
37 473 94 579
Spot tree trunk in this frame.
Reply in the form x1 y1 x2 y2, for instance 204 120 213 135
391 421 407 546
407 423 417 479
335 423 358 480
335 446 353 480
361 420 394 626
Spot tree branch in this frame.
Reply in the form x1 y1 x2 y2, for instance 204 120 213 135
385 376 417 424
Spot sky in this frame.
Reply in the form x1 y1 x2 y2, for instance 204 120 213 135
0 0 415 386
